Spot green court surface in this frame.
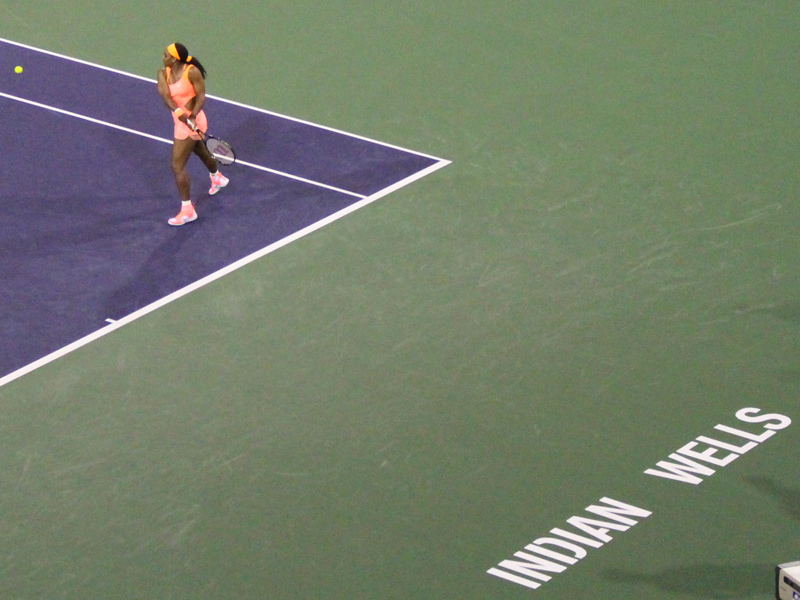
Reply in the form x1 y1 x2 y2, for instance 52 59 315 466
1 1 799 598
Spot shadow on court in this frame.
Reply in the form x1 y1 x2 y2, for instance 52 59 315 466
734 298 800 323
603 563 776 598
745 476 800 522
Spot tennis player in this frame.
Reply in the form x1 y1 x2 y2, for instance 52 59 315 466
157 43 229 226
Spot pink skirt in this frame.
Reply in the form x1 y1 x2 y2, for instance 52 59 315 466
172 109 208 141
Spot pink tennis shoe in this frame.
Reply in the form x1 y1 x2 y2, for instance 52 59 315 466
168 203 197 226
167 172 228 225
209 171 229 195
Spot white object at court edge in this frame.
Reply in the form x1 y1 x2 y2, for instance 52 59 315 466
776 561 800 600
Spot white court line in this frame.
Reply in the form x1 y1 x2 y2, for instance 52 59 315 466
0 159 451 390
0 36 451 389
0 91 366 199
0 36 446 162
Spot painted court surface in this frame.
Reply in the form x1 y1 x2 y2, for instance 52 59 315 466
0 2 799 599
0 39 447 385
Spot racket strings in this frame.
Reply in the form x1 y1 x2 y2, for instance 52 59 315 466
206 138 235 165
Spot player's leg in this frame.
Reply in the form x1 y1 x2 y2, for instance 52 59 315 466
193 139 229 196
172 138 195 201
168 138 198 226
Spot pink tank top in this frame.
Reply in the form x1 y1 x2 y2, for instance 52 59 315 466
166 65 196 111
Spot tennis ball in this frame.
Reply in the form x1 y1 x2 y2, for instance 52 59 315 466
14 66 22 74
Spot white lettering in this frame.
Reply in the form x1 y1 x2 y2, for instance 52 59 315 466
524 543 580 565
498 551 568 583
531 538 587 562
646 408 791 486
676 440 739 467
488 498 651 591
585 497 653 525
735 407 792 430
486 568 541 590
550 527 604 549
695 435 757 455
714 423 775 443
644 453 716 484
566 516 629 542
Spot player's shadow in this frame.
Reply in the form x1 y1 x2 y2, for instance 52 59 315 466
103 226 200 319
227 116 270 155
765 300 800 323
745 476 800 522
603 563 774 598
209 113 272 162
734 299 800 323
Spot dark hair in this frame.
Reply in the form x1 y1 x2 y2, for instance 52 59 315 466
172 42 207 79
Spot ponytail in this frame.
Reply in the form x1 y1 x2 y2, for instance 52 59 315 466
167 42 207 78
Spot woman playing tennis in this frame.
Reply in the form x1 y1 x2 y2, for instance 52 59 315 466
157 42 229 225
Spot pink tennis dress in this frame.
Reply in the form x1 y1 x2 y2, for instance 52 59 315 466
166 64 208 140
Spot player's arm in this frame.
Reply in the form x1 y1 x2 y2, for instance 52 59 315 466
157 69 175 109
157 69 189 123
186 67 206 125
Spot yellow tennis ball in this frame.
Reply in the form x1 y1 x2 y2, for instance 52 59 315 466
14 66 22 74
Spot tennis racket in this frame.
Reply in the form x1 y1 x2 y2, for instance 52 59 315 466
189 121 236 165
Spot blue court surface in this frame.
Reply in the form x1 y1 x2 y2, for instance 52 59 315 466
0 38 449 386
